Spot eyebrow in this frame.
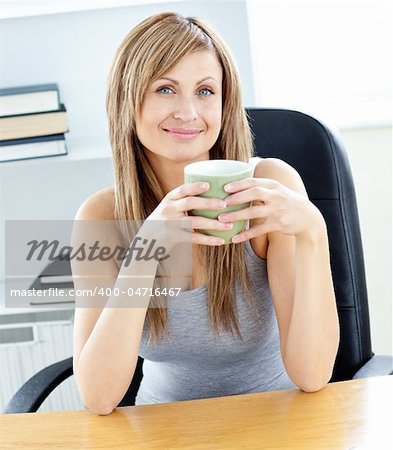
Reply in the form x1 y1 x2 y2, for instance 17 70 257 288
154 76 219 85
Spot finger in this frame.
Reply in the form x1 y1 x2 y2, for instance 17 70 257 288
218 205 271 223
168 182 210 201
177 196 227 214
191 232 226 246
224 177 279 193
179 216 229 246
225 186 271 206
193 216 234 231
231 221 280 243
181 215 233 231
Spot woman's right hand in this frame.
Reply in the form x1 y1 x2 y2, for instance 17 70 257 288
146 182 233 246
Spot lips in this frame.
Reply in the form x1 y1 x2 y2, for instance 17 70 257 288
163 128 203 141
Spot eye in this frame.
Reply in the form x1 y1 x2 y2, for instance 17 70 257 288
198 88 214 96
156 86 174 95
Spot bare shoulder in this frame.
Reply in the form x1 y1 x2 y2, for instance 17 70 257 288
75 186 116 221
253 157 307 195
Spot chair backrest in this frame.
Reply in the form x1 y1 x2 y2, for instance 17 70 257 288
245 107 373 381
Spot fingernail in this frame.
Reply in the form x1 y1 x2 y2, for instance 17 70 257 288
218 201 227 208
224 184 233 192
200 182 209 189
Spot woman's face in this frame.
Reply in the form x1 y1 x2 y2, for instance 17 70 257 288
136 50 223 164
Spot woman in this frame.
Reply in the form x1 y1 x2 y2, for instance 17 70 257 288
72 12 339 415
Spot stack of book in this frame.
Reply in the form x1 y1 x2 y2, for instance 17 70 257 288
28 252 75 306
0 83 69 163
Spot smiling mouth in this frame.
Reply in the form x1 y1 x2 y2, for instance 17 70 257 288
163 129 203 141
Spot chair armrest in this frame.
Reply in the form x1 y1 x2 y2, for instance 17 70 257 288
352 355 393 379
3 357 73 414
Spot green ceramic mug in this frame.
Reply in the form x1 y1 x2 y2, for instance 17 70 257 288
184 159 253 244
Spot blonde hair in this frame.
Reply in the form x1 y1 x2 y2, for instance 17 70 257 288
106 12 257 343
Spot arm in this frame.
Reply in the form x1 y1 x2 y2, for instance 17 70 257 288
72 191 160 415
73 180 222 414
219 158 340 392
260 159 339 392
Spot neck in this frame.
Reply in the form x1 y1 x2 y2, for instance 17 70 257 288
145 150 210 196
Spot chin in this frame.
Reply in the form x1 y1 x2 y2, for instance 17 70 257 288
172 154 207 164
162 148 210 163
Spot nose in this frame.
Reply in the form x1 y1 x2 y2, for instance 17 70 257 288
172 95 198 122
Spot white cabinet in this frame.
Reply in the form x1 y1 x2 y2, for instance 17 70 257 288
0 309 84 412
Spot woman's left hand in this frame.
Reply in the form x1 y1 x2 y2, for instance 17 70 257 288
218 177 324 243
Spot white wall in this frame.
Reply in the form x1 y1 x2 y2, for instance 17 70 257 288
340 126 392 355
246 0 392 356
0 1 254 145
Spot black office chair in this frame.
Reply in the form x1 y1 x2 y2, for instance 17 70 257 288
4 107 392 414
247 107 392 382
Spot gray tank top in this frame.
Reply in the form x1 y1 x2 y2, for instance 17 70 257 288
135 215 296 405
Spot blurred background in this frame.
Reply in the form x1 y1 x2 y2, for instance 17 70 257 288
0 0 391 411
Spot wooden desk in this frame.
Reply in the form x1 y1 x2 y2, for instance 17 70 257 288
1 376 391 449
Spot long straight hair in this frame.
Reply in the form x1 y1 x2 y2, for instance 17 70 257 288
106 12 257 343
